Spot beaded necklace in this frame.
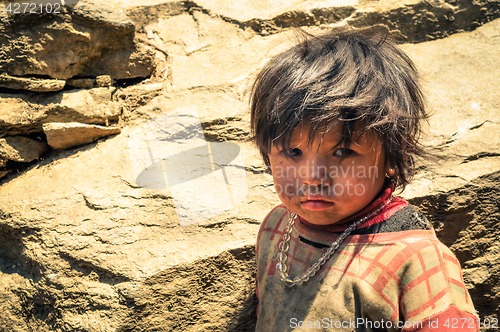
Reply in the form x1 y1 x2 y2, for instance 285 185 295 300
276 197 393 287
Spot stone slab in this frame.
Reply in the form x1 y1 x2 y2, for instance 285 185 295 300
0 136 49 163
0 87 121 136
43 122 121 150
0 74 66 92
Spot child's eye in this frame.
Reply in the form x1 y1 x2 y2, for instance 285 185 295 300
286 148 302 157
333 148 353 157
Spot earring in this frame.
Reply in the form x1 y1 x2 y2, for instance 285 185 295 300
386 168 395 177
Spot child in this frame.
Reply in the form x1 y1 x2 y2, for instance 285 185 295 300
250 26 478 331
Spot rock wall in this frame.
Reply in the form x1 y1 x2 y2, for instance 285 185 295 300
0 0 499 331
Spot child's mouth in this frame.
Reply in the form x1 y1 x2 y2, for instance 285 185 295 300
301 197 335 211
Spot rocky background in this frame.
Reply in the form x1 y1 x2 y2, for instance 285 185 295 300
0 0 499 331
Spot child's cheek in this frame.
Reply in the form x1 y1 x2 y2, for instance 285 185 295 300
272 172 300 203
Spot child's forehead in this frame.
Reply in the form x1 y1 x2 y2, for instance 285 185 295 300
290 122 338 141
287 121 365 144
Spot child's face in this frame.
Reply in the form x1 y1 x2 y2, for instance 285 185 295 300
268 122 389 225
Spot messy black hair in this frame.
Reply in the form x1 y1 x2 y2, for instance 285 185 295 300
250 25 431 190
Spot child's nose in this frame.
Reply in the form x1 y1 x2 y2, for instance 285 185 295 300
300 159 331 186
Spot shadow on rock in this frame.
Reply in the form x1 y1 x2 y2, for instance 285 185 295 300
117 245 258 332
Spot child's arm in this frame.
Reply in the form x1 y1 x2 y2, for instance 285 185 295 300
399 241 479 332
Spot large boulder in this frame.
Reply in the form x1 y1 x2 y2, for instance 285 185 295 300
0 0 155 80
0 120 275 331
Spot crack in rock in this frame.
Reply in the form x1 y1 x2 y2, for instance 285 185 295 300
239 6 356 35
58 251 132 284
462 152 500 164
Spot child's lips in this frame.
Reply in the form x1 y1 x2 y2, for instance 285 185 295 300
300 196 334 211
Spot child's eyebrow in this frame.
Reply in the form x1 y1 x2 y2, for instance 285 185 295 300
350 139 363 148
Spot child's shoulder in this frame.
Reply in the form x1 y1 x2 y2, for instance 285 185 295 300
377 203 433 232
256 205 289 248
260 205 288 229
